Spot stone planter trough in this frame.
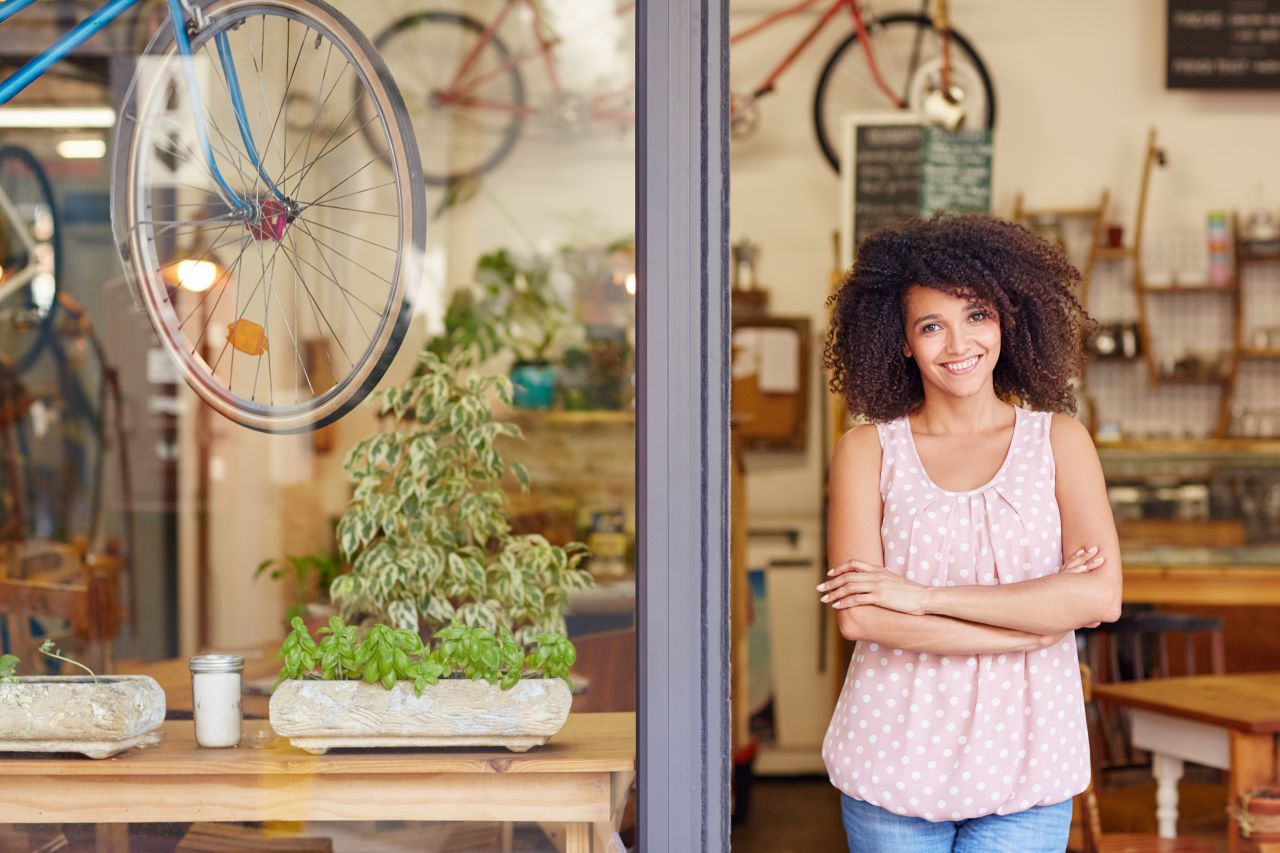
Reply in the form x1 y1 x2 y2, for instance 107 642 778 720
269 678 572 754
0 676 166 758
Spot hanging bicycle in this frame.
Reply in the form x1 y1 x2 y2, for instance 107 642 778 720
364 0 993 185
0 0 426 433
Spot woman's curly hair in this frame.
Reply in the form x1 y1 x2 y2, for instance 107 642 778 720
824 214 1095 422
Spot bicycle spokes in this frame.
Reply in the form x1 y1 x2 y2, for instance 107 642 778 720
115 0 424 433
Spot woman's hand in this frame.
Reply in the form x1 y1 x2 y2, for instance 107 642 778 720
817 559 930 616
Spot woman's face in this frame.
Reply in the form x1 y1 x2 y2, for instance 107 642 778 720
902 285 1001 400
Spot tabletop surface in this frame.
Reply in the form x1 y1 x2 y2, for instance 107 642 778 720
1092 672 1280 734
0 712 636 777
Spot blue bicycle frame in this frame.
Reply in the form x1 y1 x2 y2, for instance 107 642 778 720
0 0 285 211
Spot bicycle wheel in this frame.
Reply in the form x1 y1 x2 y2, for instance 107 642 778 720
362 11 525 187
812 15 995 173
0 145 61 370
113 0 425 433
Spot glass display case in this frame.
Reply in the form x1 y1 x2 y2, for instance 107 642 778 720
1098 440 1280 605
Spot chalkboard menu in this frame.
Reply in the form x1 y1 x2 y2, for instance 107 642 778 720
852 124 923 248
840 115 993 265
1167 0 1280 89
921 128 993 217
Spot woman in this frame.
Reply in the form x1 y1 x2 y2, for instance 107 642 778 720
819 215 1121 852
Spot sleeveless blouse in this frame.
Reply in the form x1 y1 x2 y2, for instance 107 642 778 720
822 406 1090 821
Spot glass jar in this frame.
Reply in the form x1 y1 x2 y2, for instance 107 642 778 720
189 654 245 748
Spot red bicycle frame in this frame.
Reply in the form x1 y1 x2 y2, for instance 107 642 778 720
432 0 946 122
439 0 636 124
730 0 905 110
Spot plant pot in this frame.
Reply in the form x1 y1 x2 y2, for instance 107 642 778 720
1236 789 1280 844
269 677 572 754
511 361 556 409
0 675 166 758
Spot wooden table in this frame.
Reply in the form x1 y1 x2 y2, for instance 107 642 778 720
0 712 635 853
1093 673 1280 852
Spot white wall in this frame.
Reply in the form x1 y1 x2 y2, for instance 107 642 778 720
729 0 1280 525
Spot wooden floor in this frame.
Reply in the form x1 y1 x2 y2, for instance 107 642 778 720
731 772 1230 853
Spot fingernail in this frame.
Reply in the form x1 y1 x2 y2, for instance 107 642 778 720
827 569 835 576
821 595 830 603
1088 546 1099 553
1075 549 1084 556
817 583 826 591
1091 556 1103 564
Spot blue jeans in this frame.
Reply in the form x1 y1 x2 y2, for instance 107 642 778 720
840 793 1072 853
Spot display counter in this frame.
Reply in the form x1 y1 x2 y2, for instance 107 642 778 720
1099 442 1280 606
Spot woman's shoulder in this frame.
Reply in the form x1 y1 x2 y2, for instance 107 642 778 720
832 422 885 471
1047 412 1097 460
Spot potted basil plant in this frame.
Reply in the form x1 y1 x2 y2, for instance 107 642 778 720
268 617 576 754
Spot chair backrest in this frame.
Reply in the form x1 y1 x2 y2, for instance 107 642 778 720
0 539 121 674
1076 662 1105 853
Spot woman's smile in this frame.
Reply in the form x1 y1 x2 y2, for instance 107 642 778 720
941 354 982 375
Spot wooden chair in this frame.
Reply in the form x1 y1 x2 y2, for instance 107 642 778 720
0 538 121 673
175 824 333 852
0 827 68 853
1074 663 1218 853
1081 607 1225 784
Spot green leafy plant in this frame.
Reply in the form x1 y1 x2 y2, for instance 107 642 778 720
429 248 575 365
276 617 320 685
38 639 96 683
330 350 592 646
0 654 18 683
316 616 360 681
476 248 571 364
254 551 344 623
274 616 575 697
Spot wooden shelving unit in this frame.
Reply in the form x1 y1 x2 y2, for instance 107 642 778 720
1019 129 1280 442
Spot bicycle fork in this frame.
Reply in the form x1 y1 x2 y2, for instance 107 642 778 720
167 0 291 224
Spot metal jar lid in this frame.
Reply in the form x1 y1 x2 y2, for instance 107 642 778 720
189 654 246 674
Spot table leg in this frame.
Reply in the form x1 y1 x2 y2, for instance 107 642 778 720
93 823 128 853
1228 732 1279 853
565 822 590 853
1152 751 1184 840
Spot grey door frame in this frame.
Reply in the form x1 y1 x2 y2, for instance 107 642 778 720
637 0 731 850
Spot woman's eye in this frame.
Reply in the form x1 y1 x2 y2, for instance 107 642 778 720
922 323 940 333
969 311 988 322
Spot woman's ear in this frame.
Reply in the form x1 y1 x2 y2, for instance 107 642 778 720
902 343 912 358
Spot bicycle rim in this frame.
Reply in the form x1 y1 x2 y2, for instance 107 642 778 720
813 15 995 172
0 145 61 371
114 0 425 433
363 11 525 187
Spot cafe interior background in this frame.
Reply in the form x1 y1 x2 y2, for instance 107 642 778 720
0 0 1278 851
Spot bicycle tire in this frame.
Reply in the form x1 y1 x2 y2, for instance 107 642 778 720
113 0 426 434
362 11 526 187
0 145 62 372
812 14 996 174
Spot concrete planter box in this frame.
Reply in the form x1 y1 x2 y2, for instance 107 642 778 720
0 676 166 758
269 678 572 754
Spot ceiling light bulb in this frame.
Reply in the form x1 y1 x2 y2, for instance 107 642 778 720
56 138 106 159
177 259 219 292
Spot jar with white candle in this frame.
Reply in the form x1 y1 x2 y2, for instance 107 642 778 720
189 654 245 748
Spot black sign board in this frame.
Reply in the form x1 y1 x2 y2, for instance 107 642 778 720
852 123 923 249
921 128 993 217
844 117 993 261
1168 0 1280 89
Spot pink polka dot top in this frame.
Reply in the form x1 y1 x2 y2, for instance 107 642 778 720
822 406 1090 821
